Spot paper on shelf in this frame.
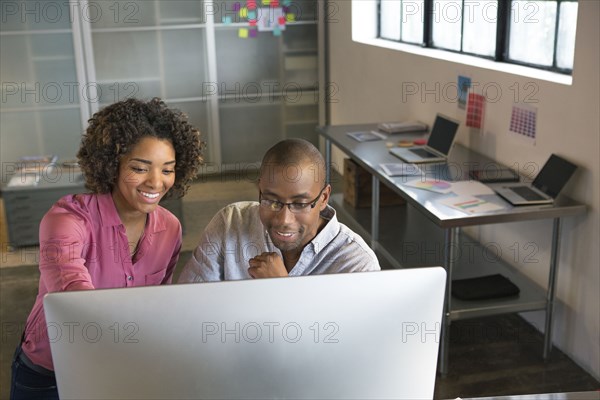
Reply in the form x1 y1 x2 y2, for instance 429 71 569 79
438 195 505 214
449 180 495 196
379 163 423 177
7 174 39 187
377 121 428 134
404 178 453 194
404 179 494 197
346 130 387 142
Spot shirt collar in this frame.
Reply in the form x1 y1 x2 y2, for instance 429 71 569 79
309 205 339 254
97 193 122 227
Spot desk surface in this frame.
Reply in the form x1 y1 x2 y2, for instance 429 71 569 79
1 165 84 192
318 124 586 228
460 391 600 400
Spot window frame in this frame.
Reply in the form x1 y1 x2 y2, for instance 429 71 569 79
377 0 577 75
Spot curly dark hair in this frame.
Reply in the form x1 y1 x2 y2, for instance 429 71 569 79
77 98 204 198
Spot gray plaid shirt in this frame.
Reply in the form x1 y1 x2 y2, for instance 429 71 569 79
178 201 380 283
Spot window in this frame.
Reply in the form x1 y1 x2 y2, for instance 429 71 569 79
380 0 424 44
378 0 578 74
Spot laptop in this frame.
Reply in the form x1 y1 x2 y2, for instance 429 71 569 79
494 154 577 206
389 114 460 163
44 268 446 400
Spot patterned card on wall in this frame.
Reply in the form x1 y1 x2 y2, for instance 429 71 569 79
457 75 471 110
466 93 485 129
509 104 537 143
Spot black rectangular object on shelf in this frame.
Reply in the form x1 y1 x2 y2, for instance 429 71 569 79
452 274 520 300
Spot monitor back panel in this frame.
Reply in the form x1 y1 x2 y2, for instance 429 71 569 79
45 268 446 400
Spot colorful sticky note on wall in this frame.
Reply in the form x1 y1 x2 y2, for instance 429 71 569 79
466 93 485 129
239 7 248 18
222 16 232 24
249 28 258 38
262 0 271 5
238 28 249 38
247 10 257 20
233 2 241 11
286 13 295 22
273 26 282 36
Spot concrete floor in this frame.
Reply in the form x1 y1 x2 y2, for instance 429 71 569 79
1 176 598 399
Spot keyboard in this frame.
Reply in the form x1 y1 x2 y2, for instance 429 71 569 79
510 186 546 201
410 148 438 158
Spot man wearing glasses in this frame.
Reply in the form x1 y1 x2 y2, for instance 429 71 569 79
178 139 381 282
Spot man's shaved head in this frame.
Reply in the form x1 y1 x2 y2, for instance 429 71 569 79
260 139 326 186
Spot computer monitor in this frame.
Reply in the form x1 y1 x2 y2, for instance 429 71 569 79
44 267 446 400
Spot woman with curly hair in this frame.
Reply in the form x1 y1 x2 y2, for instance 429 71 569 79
10 98 204 400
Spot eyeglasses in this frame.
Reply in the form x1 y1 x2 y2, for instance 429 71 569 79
259 185 328 214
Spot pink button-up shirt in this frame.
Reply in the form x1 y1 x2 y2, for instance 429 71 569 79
21 192 182 370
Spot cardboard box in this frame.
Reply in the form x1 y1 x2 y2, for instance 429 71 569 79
343 158 406 208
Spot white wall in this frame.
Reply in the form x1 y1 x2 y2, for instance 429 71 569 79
326 0 600 380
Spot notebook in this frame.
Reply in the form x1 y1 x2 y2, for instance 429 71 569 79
389 114 460 164
44 268 447 400
469 168 520 183
494 154 577 206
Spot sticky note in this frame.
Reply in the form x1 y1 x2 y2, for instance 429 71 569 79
286 13 295 22
271 0 280 6
262 0 271 5
247 10 257 20
249 29 258 38
239 7 248 18
278 16 286 25
273 26 282 36
238 28 249 38
283 0 292 5
222 16 232 24
249 20 257 26
233 2 241 11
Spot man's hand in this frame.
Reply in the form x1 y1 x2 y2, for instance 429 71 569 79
248 252 288 279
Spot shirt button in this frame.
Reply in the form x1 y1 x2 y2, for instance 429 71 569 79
127 275 133 281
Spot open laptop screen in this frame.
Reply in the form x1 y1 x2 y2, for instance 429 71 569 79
532 154 577 198
427 115 460 155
